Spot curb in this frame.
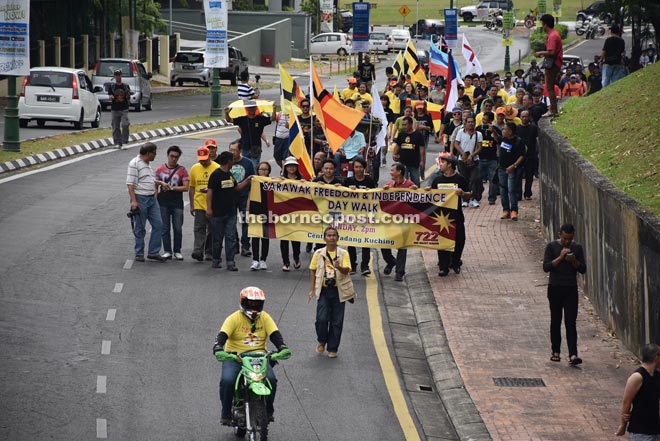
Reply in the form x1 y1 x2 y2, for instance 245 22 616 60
405 251 492 441
0 119 232 175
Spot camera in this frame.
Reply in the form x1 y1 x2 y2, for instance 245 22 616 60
325 277 336 288
127 207 140 218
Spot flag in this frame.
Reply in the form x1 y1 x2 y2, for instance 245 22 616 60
439 35 449 52
333 85 340 101
444 51 460 111
429 41 462 82
392 51 405 77
287 103 315 180
279 64 306 107
426 101 444 133
370 84 389 154
404 40 428 87
311 62 365 154
462 35 484 75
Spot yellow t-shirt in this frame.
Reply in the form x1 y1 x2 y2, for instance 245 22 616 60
497 89 509 102
463 85 475 102
220 310 279 354
351 92 373 106
189 161 220 210
310 248 351 286
341 86 357 102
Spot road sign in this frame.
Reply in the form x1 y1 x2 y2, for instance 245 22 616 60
399 5 410 17
502 11 514 30
352 2 370 52
444 9 458 49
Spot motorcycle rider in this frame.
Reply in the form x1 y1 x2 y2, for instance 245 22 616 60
213 287 291 425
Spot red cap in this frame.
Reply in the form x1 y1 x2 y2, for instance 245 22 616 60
197 146 210 160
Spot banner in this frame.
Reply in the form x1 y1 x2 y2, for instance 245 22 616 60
203 0 228 68
320 0 333 33
352 2 370 53
443 8 458 50
247 177 459 250
0 0 30 75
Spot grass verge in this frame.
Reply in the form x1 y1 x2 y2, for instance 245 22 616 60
553 62 660 217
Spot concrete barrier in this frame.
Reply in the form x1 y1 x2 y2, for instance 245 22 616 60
538 119 660 356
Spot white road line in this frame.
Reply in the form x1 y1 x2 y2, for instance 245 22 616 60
106 309 116 321
123 259 133 269
96 418 107 438
101 340 111 355
112 283 124 293
96 375 107 393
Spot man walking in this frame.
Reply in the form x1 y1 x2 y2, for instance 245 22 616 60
517 110 539 200
225 102 275 170
542 224 587 366
535 14 563 117
453 115 483 208
126 142 166 262
155 145 189 260
392 117 425 187
109 69 131 147
188 145 220 262
229 140 255 257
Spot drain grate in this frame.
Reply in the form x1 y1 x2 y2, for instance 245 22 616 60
417 384 433 392
493 377 546 387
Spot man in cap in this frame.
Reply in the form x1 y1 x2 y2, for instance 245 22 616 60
523 59 543 80
188 145 220 262
109 69 132 147
562 74 586 97
513 68 527 89
341 77 358 103
225 101 275 171
385 80 401 115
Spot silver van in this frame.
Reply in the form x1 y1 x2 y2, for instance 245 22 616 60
92 59 153 112
170 51 210 86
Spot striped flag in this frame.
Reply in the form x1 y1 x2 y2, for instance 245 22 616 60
444 51 460 112
311 62 365 154
411 100 444 133
429 41 463 83
279 64 306 107
287 102 314 180
392 51 405 77
404 40 428 87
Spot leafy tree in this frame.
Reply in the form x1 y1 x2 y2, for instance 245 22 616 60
300 0 320 34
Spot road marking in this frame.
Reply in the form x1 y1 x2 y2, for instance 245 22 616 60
112 283 123 293
365 267 422 441
96 418 107 438
106 309 116 321
96 375 107 393
185 129 237 139
101 340 111 355
123 259 133 269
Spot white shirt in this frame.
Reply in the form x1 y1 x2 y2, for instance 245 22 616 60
126 156 156 195
455 129 483 161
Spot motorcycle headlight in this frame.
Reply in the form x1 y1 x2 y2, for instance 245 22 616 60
248 372 264 381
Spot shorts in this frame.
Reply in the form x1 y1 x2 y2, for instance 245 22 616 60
273 137 289 162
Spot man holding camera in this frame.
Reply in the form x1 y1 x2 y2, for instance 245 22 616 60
126 142 167 262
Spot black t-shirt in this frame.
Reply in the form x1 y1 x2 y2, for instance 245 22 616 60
415 113 435 139
529 102 547 124
430 172 469 223
395 130 425 166
358 62 376 83
109 83 131 111
233 115 272 150
314 175 343 185
476 124 501 161
299 115 312 149
602 36 625 65
498 136 526 168
207 168 237 217
588 75 602 95
517 123 538 157
384 107 397 125
344 175 376 189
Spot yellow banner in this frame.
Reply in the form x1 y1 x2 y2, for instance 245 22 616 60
247 177 460 250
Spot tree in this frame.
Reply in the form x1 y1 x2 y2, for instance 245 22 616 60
603 0 657 71
300 0 320 35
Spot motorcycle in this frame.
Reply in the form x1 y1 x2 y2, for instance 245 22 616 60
216 350 291 441
575 15 591 36
588 17 606 39
484 9 503 31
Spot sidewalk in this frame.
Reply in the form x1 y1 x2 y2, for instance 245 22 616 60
420 182 640 441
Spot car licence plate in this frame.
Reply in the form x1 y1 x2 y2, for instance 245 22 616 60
182 65 196 70
37 95 60 103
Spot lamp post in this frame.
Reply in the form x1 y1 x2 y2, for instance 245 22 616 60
210 68 222 117
2 77 20 152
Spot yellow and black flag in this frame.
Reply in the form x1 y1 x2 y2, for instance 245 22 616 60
392 51 405 78
279 64 306 107
404 40 428 87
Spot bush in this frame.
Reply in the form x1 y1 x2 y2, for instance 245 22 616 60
529 24 569 52
556 24 568 39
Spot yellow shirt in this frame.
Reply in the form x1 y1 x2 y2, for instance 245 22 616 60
310 248 351 287
386 90 400 115
220 310 279 354
497 89 509 102
463 85 475 102
341 86 357 102
351 92 373 106
189 161 220 210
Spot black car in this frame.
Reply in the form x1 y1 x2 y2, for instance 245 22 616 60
416 49 430 73
576 1 613 23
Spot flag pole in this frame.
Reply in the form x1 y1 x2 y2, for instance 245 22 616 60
309 56 314 160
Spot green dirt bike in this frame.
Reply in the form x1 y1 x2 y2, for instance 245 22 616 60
215 350 291 440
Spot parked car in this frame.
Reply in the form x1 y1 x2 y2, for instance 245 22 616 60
369 32 389 54
170 51 210 87
389 29 410 51
562 55 584 70
92 59 153 112
576 1 613 23
19 67 101 129
309 32 352 56
459 0 513 22
220 46 249 86
410 19 445 38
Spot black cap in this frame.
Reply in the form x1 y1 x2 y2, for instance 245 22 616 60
113 69 122 75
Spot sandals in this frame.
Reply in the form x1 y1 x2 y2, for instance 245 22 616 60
293 260 301 269
569 356 583 366
550 353 561 362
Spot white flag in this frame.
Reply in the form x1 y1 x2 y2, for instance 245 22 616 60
462 35 484 76
370 84 388 154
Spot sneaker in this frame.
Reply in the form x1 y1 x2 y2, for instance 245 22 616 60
394 273 404 282
241 248 252 257
191 252 203 262
173 253 184 261
488 201 496 205
361 268 371 276
511 210 518 221
250 260 260 271
134 255 145 262
438 269 449 277
316 343 325 353
258 260 268 270
501 211 511 219
327 352 338 358
147 254 167 262
162 252 173 260
383 262 395 275
226 264 238 271
469 199 480 208
212 260 222 269
220 417 232 426
461 201 468 207
282 264 290 272
452 263 462 274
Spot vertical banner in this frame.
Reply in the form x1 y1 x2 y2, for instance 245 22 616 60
552 0 562 18
536 0 547 27
443 8 458 50
320 0 334 33
0 0 30 75
501 11 514 47
204 0 228 68
352 2 370 53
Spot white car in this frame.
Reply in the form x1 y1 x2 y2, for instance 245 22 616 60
369 32 389 53
389 29 410 51
309 32 352 56
19 67 101 129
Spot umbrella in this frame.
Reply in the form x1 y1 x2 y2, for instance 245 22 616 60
227 99 276 119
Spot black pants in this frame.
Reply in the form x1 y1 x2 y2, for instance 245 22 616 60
523 152 536 198
348 247 371 272
458 161 483 202
381 248 407 276
437 222 466 272
280 240 300 266
547 285 579 356
251 237 269 261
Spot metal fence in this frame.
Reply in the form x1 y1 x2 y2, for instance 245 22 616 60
30 43 39 68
